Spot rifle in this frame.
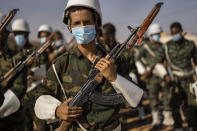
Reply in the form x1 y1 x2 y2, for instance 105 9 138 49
0 9 19 32
59 2 164 131
0 34 55 88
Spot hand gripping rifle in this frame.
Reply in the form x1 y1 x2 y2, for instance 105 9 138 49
0 9 19 33
0 34 55 89
59 2 163 131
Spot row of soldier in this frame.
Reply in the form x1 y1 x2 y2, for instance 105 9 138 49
0 0 197 131
0 14 69 130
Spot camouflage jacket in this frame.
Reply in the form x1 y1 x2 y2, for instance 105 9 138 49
0 47 27 100
121 49 138 74
165 38 197 72
31 47 124 130
96 40 134 80
135 41 165 69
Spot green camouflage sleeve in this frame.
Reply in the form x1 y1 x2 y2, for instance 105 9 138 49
0 86 4 106
193 43 197 65
157 44 165 62
28 52 70 101
134 46 145 61
10 67 27 100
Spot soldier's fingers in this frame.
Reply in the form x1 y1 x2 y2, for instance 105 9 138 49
109 58 115 64
95 65 104 72
99 58 110 65
63 98 72 105
97 62 108 68
95 64 102 70
68 109 83 114
67 118 78 122
60 115 78 121
68 106 83 110
60 115 69 121
68 113 82 118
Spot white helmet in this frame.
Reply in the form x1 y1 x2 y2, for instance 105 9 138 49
63 0 102 27
12 19 30 32
37 24 52 37
0 12 12 32
147 23 162 37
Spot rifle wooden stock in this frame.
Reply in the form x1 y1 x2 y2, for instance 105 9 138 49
127 2 163 48
0 9 19 32
0 33 54 88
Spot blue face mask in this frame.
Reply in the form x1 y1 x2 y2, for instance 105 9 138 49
152 34 160 42
40 37 47 44
15 34 26 47
172 33 182 42
55 40 63 47
72 25 96 45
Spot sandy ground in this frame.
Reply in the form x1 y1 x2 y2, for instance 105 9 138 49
120 100 188 131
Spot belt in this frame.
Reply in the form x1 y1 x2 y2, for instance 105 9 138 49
97 120 120 131
173 70 194 77
72 119 120 131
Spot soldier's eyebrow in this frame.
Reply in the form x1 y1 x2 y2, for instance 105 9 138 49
73 21 81 26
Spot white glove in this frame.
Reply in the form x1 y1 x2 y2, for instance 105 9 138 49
0 90 20 118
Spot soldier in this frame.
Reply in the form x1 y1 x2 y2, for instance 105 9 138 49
12 18 36 131
49 30 67 62
12 19 33 59
164 22 197 131
38 24 52 45
0 12 8 106
32 0 143 131
37 24 53 69
0 13 27 131
102 23 146 121
101 23 146 130
135 23 174 129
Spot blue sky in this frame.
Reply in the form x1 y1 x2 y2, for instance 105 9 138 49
1 0 197 41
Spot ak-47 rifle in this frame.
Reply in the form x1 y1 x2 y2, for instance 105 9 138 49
58 2 164 131
0 34 55 89
0 9 19 32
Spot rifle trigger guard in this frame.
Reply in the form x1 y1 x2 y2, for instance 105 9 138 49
89 92 124 106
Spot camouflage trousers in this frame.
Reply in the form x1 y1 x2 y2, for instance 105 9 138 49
22 94 49 131
146 75 171 111
0 108 26 131
171 76 197 128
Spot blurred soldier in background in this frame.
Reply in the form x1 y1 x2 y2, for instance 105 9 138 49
49 30 67 62
102 23 146 122
12 18 36 131
52 30 64 50
20 24 54 131
0 13 27 131
0 12 7 106
12 19 33 53
38 24 52 45
37 24 53 68
135 23 174 129
165 22 197 131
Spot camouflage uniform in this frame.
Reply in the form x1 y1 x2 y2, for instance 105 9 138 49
0 86 4 106
0 47 27 131
30 45 133 130
164 38 197 128
135 41 171 111
19 45 50 131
